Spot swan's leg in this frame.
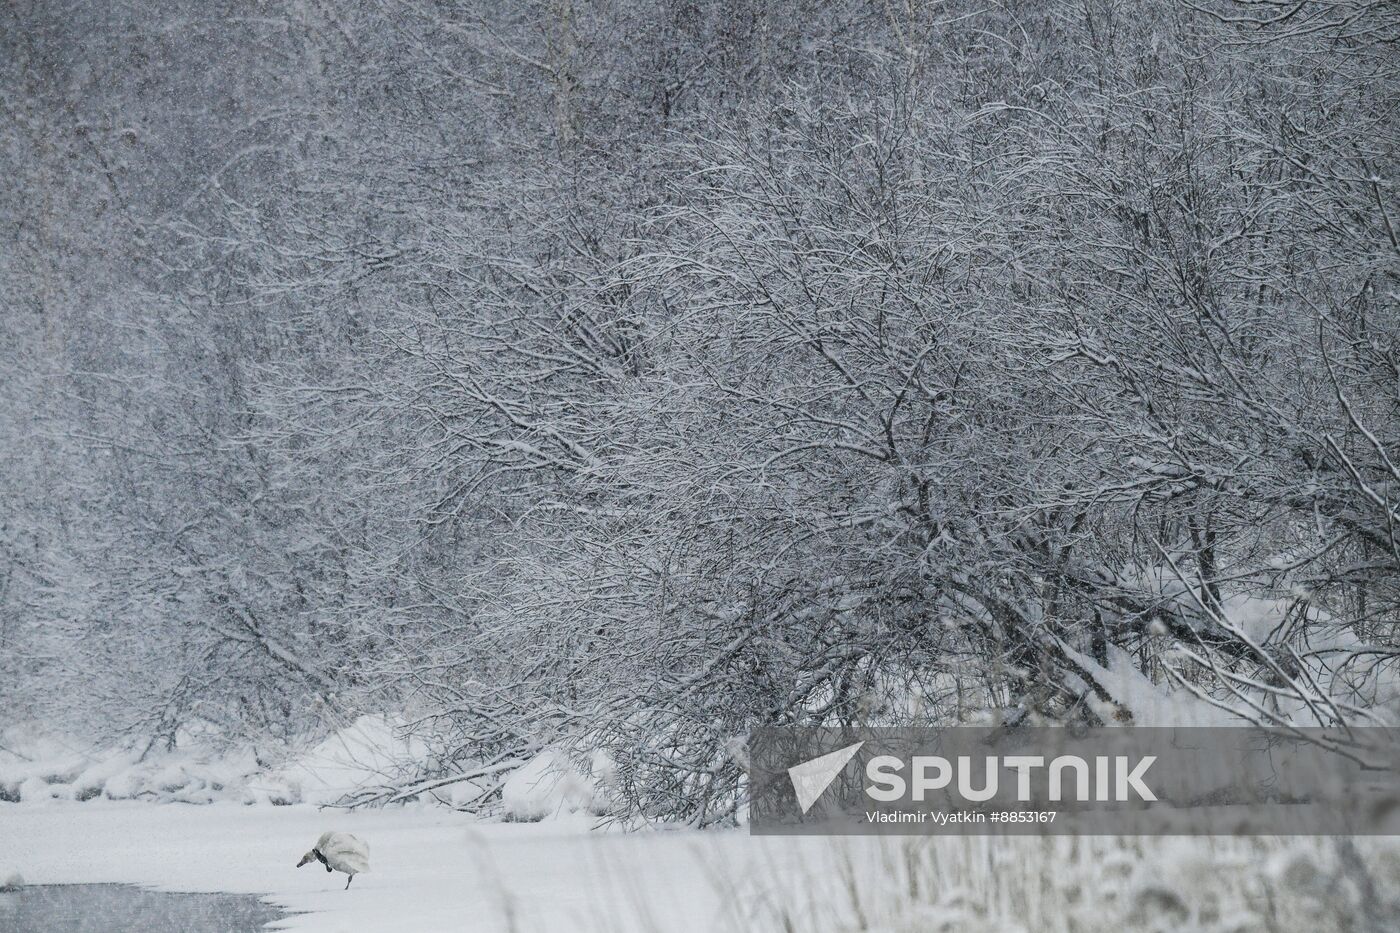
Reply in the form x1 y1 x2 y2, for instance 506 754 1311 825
345 874 353 890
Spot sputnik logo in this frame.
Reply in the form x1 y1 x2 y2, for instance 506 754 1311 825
788 741 864 813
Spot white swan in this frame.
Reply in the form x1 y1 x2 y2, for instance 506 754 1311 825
297 831 370 889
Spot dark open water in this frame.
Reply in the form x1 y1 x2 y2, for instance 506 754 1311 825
0 884 285 932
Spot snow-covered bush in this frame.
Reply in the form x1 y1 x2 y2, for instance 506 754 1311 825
0 716 434 808
501 749 610 822
3 0 1396 826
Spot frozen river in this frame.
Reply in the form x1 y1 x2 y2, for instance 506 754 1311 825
0 883 284 933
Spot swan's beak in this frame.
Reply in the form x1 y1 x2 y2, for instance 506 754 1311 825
297 853 314 868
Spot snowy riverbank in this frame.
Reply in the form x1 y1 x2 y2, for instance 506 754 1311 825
5 800 1399 932
0 800 863 932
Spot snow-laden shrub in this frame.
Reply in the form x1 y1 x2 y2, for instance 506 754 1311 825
262 715 428 806
500 748 609 822
0 716 431 807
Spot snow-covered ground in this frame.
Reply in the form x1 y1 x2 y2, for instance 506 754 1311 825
6 721 1400 931
5 800 1399 932
0 800 870 932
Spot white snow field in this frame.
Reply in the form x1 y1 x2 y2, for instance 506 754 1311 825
0 801 842 932
4 800 1399 932
4 723 1400 930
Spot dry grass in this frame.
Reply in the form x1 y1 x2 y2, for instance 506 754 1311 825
699 834 1400 933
